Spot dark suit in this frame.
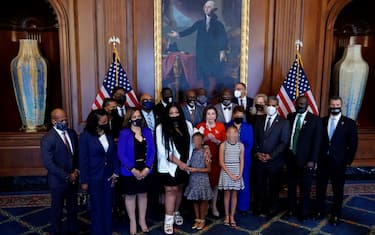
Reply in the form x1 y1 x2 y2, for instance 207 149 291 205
79 131 119 235
316 115 358 217
253 115 290 213
286 112 322 217
154 102 167 126
110 107 125 139
181 104 204 126
232 96 253 122
40 128 79 235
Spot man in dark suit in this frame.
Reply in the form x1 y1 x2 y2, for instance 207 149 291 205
154 87 174 125
111 86 127 140
253 96 290 216
181 89 204 126
286 96 322 220
315 96 358 225
232 82 253 122
40 108 79 235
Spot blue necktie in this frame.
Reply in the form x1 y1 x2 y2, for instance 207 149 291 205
328 118 336 140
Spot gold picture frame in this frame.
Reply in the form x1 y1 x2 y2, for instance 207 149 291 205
154 0 250 101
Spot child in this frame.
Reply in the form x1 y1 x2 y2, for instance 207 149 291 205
218 126 244 228
184 132 213 230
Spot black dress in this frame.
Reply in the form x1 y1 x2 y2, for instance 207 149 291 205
122 135 151 195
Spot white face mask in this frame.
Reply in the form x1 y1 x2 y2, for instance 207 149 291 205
234 90 241 98
266 106 277 116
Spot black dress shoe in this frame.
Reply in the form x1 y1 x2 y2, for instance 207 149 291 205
285 210 295 217
297 215 308 222
329 216 340 226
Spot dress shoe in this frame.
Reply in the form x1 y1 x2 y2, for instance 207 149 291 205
297 215 308 222
285 210 295 217
329 216 340 226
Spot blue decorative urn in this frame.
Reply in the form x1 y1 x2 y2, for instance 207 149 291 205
10 39 47 132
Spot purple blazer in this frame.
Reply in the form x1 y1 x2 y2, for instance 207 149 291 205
117 127 155 176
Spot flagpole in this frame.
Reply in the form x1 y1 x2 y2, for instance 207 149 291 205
108 36 121 87
295 39 303 97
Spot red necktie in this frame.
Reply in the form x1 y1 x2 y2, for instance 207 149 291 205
62 131 72 153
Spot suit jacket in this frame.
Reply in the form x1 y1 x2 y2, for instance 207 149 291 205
232 96 253 122
41 128 79 188
117 127 156 176
154 102 167 126
214 103 238 126
287 112 322 167
110 108 125 139
79 131 119 184
253 115 290 168
320 115 358 166
181 104 204 126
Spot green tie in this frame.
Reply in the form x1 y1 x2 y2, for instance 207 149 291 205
292 114 302 154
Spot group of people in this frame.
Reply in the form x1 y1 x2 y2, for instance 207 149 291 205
40 82 358 235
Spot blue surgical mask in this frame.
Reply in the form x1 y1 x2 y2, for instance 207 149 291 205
197 95 207 105
142 100 154 110
55 122 68 131
132 118 143 127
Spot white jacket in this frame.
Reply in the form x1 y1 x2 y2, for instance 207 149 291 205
156 120 193 177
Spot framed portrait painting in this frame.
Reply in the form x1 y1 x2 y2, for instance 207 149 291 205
154 0 249 101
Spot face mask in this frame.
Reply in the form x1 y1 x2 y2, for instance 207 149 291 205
267 106 277 116
163 96 173 104
187 98 196 107
234 90 241 98
329 107 341 116
132 118 143 127
234 117 243 124
197 95 207 105
222 99 231 106
255 104 264 112
170 116 179 127
98 123 110 133
296 106 307 114
115 95 126 105
55 121 68 131
142 101 154 110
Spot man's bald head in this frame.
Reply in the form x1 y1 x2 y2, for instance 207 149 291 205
51 108 68 125
140 93 154 102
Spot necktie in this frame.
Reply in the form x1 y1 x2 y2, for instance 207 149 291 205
265 117 272 132
119 107 124 117
240 99 244 108
328 117 336 140
62 131 72 153
190 109 195 124
292 114 302 154
146 113 154 130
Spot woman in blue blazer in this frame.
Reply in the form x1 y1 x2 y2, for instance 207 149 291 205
228 106 254 213
117 108 155 235
79 109 119 235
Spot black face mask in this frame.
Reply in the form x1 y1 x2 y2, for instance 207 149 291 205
163 96 173 104
329 107 341 116
132 118 143 127
234 117 243 124
170 116 179 127
255 104 264 112
98 123 110 133
115 95 126 105
296 106 307 114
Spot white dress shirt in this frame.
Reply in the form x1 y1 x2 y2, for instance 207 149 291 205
221 104 233 123
264 112 277 131
98 134 109 153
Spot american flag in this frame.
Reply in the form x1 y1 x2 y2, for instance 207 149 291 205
91 50 139 110
276 52 319 118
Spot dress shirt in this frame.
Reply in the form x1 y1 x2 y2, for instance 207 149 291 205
264 113 277 131
238 97 247 108
98 134 109 153
221 104 233 123
117 106 126 117
54 127 73 153
327 113 341 139
141 110 155 132
290 110 308 150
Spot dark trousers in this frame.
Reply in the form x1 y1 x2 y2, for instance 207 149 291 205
316 157 346 217
50 184 78 235
89 179 114 235
286 158 314 217
254 161 283 213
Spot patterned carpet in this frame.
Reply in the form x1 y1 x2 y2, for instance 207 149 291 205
0 182 374 235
